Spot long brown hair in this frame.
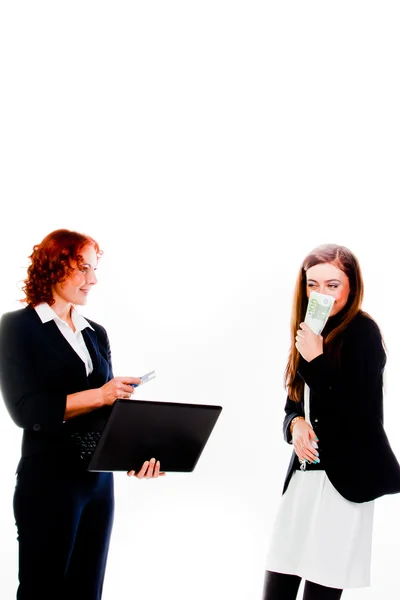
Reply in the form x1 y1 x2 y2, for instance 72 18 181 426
284 244 364 402
21 229 102 307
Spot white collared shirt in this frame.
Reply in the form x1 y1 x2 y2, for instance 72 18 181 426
34 303 94 376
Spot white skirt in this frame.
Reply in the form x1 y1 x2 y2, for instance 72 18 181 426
265 470 375 589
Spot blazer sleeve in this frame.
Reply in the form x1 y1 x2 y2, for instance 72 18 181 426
0 312 67 432
95 322 114 380
283 396 305 444
297 315 385 423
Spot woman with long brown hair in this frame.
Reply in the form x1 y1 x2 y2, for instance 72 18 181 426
0 229 164 600
262 244 400 600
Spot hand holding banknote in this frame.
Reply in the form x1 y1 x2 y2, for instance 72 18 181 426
295 322 324 362
295 291 336 361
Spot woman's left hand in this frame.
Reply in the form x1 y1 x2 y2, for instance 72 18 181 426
127 458 166 479
295 322 323 362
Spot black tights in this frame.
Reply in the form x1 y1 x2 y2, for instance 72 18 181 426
263 571 343 600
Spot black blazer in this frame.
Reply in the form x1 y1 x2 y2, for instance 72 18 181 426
0 306 114 460
282 311 400 503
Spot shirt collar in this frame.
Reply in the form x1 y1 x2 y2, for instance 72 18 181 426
34 303 94 332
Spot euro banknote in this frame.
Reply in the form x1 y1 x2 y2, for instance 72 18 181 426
304 291 335 335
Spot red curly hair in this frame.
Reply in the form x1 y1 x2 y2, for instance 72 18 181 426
22 229 103 307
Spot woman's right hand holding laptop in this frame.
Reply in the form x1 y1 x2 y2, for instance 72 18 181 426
127 458 166 480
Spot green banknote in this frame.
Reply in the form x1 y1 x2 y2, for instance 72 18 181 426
304 291 335 335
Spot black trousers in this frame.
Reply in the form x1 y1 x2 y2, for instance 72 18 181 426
13 455 114 600
263 571 343 600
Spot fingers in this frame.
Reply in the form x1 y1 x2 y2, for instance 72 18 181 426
295 442 319 462
122 377 142 386
129 458 166 479
297 323 318 338
299 322 313 332
121 384 136 397
110 377 142 400
294 433 319 463
153 460 166 477
134 461 150 479
295 324 323 362
295 330 308 344
295 328 306 348
146 458 156 478
296 446 318 463
119 377 141 398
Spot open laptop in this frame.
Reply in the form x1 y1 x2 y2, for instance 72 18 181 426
87 399 223 472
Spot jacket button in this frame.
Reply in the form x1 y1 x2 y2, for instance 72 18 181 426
33 424 41 431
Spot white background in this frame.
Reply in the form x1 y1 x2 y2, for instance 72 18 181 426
1 2 399 599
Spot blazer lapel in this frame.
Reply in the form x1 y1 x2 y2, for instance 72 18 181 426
40 320 87 376
28 308 101 377
82 327 100 371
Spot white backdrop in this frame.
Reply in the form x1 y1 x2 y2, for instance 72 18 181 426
1 2 400 599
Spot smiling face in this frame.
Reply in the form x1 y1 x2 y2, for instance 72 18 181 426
305 262 351 317
52 244 98 307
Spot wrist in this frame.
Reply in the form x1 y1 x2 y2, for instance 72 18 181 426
290 416 305 435
97 387 105 408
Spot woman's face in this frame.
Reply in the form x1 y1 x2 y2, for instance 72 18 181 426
305 262 351 317
53 244 98 306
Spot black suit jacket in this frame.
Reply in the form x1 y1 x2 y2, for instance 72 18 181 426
282 311 400 503
0 306 114 460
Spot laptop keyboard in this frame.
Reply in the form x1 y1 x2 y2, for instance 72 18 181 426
69 431 101 460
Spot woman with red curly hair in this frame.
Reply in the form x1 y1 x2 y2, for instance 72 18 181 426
0 229 163 600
